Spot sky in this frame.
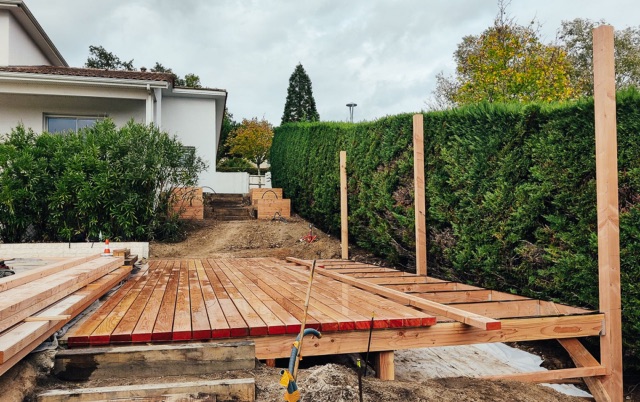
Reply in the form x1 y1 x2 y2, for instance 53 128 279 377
24 0 640 125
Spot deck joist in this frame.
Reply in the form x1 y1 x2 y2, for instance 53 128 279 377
66 257 602 360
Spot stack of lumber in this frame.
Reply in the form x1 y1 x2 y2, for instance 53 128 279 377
0 254 127 377
171 187 204 220
250 188 291 219
113 248 138 267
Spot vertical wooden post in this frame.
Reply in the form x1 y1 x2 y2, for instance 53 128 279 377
413 114 427 276
375 351 395 381
340 151 349 260
593 25 623 402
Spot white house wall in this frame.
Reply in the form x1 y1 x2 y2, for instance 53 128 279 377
0 9 49 66
161 96 219 190
0 93 145 134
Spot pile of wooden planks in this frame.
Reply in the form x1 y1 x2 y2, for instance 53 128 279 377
0 254 127 376
250 188 291 219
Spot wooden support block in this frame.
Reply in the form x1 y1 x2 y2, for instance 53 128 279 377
375 351 395 381
112 249 130 258
37 378 255 402
265 358 276 368
256 199 291 219
54 341 256 381
251 188 283 205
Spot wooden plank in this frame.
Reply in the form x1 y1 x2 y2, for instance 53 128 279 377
252 313 604 359
217 259 289 335
172 261 192 340
0 254 100 293
151 261 180 341
256 199 291 219
0 266 130 367
277 259 434 328
202 259 249 337
67 264 149 347
130 261 172 342
187 260 211 340
364 276 431 285
109 262 164 342
195 259 231 339
234 260 320 333
23 315 70 322
484 366 607 383
386 282 481 292
340 151 349 259
89 264 154 345
37 378 255 402
416 289 527 304
376 351 395 380
251 188 283 205
559 338 611 402
288 257 498 330
207 260 268 336
54 341 255 381
593 24 623 402
413 113 427 276
0 257 123 327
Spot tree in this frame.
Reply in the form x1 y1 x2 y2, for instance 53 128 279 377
558 18 640 97
216 108 239 164
226 118 273 175
281 63 320 124
432 1 573 107
85 45 134 70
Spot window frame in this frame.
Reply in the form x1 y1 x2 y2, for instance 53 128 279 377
43 114 105 134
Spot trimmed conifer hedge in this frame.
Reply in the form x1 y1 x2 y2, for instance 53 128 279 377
270 89 640 366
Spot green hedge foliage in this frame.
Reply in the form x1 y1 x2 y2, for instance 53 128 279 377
0 119 206 243
270 89 640 366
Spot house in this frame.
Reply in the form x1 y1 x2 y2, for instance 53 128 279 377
0 0 249 193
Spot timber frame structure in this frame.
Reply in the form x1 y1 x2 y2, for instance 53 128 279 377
60 26 622 402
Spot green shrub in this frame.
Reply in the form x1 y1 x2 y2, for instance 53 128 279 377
0 119 206 242
216 157 270 175
270 89 640 366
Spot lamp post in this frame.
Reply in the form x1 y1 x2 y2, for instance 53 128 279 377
346 103 357 123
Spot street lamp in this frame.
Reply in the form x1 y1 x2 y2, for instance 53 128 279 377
346 103 357 123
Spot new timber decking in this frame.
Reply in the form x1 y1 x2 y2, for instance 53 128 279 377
67 257 602 354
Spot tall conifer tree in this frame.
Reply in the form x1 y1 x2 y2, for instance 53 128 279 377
281 63 320 124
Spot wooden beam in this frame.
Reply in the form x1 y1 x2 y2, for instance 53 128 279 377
252 313 604 359
375 351 395 380
559 338 612 402
413 114 427 276
593 24 623 402
24 315 70 322
340 151 349 259
287 257 499 330
37 378 255 402
483 366 607 383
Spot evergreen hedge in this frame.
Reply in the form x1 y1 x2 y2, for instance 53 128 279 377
270 89 640 366
0 119 206 243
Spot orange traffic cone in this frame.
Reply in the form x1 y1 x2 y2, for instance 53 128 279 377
102 239 113 256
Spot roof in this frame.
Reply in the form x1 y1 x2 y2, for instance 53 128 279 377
0 0 67 66
0 65 175 83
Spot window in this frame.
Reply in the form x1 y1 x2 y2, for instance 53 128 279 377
45 115 101 133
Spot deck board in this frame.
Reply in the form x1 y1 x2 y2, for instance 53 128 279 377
66 258 597 352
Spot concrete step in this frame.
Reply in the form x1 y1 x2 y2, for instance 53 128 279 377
54 341 255 381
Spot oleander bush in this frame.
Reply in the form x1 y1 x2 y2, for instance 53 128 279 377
0 119 206 243
270 88 640 366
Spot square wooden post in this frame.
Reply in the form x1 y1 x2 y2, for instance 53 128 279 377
340 151 349 260
413 114 427 276
593 24 623 402
375 351 395 381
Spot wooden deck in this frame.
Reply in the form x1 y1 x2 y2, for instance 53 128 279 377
68 258 602 357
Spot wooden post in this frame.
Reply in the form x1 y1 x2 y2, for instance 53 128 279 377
413 114 427 276
340 151 349 259
375 351 395 380
593 25 623 402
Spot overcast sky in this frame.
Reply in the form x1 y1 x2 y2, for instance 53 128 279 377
25 0 639 125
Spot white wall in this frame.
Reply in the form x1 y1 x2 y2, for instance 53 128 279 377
0 93 145 134
7 10 49 66
211 172 250 194
0 11 8 65
161 96 218 188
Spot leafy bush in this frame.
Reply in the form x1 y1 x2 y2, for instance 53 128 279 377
271 89 640 366
216 157 269 175
0 119 206 242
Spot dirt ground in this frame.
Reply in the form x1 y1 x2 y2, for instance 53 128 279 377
4 215 621 401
